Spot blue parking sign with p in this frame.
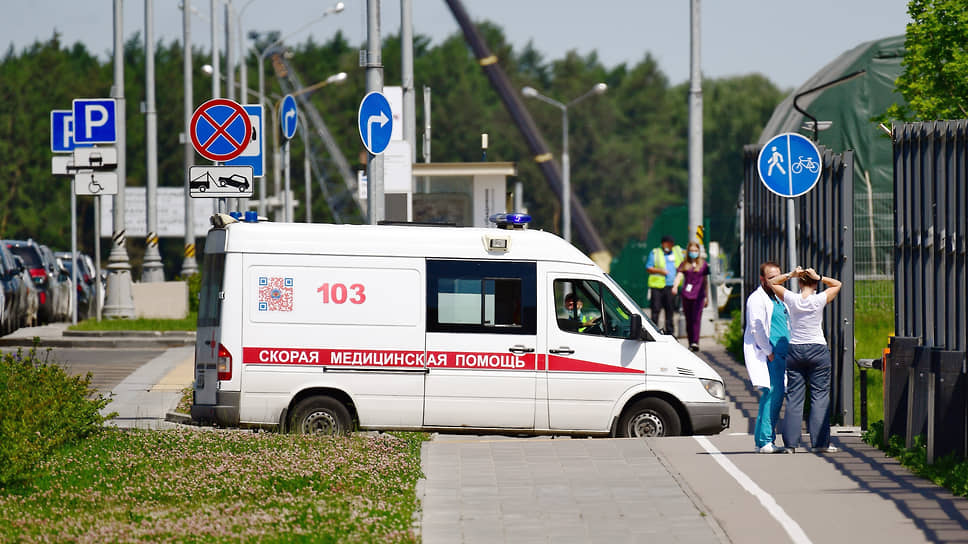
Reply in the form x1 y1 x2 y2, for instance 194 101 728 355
51 110 82 153
72 98 117 144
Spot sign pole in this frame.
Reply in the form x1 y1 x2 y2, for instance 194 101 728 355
787 198 797 291
94 196 102 321
365 0 384 224
104 0 135 319
283 140 291 222
70 182 78 325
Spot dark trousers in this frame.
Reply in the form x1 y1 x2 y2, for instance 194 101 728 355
650 286 676 335
782 343 832 449
681 296 704 345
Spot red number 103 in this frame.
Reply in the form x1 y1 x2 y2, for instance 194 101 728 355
317 283 366 304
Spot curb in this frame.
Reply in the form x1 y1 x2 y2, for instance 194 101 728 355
63 330 196 339
0 336 195 349
165 411 194 425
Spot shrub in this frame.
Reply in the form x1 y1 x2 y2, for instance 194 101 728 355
178 272 203 314
0 348 112 487
862 420 968 497
721 309 743 360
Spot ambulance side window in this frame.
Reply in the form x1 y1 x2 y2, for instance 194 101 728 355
427 260 536 335
554 279 632 339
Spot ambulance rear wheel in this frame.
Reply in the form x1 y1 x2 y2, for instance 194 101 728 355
290 396 352 436
619 398 681 437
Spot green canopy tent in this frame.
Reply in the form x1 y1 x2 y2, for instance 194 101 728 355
757 35 906 277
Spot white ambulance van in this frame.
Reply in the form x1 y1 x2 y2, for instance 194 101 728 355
191 213 729 437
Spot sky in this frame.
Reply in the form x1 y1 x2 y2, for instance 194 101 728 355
4 0 911 89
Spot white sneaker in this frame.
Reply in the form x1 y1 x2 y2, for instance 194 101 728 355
758 443 785 454
817 445 840 454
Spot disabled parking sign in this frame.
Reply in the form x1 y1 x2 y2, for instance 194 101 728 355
757 132 822 198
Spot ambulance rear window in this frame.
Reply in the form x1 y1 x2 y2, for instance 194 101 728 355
427 260 536 335
197 254 225 327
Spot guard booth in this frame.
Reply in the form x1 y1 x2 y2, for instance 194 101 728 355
384 162 517 227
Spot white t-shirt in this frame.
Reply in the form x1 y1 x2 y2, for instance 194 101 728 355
783 290 827 345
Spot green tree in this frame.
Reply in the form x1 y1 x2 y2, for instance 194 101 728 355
887 0 968 120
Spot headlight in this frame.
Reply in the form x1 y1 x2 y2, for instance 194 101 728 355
700 378 726 400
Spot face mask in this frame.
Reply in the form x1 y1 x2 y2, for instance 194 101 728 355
688 251 699 259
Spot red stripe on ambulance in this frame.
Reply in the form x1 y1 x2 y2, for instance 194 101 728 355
242 348 538 370
243 348 640 373
547 354 644 374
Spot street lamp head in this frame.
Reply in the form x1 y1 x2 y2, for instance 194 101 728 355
201 64 214 76
326 72 348 84
593 82 607 94
521 86 538 98
328 2 345 14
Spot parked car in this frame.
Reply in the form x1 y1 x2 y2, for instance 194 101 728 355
57 251 96 320
0 245 26 335
13 255 38 328
218 174 250 191
5 239 55 324
38 244 72 322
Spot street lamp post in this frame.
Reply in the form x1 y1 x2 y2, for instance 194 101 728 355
255 1 344 217
521 83 607 243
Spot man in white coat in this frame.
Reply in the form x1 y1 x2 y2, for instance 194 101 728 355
743 261 790 453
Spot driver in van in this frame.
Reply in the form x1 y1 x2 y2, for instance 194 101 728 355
563 293 601 333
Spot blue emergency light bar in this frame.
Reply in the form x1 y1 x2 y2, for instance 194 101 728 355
489 213 531 230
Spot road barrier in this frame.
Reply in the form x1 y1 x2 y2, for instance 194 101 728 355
890 120 968 463
742 145 855 426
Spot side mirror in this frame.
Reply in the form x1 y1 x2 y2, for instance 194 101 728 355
628 314 643 340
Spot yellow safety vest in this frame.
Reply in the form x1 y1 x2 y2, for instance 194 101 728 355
648 246 683 288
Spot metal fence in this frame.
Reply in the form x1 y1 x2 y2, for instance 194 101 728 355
742 145 856 425
894 121 968 352
885 120 968 462
854 192 894 280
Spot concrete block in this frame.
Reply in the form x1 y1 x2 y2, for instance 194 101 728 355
132 281 189 319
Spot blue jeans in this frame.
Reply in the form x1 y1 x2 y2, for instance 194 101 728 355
754 354 786 448
782 343 832 449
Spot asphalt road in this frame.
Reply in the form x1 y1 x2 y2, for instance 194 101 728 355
1 347 165 393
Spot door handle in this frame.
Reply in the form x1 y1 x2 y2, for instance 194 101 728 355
549 347 575 355
508 345 535 354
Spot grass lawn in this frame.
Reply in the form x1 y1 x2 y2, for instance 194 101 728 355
852 280 894 426
0 428 427 543
68 313 197 332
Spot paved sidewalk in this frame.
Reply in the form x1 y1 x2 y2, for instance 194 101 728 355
102 346 195 429
419 435 727 544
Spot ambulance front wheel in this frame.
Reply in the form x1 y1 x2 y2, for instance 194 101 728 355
619 398 681 437
290 396 353 435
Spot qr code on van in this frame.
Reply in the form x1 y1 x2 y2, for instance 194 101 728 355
258 276 293 312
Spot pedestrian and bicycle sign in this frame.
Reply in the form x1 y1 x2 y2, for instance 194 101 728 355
757 132 822 198
358 92 393 155
190 98 252 162
72 99 117 145
280 95 298 141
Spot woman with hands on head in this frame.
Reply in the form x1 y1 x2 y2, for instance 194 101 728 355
769 266 842 454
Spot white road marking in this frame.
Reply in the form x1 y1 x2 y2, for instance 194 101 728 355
694 436 812 544
728 432 750 436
